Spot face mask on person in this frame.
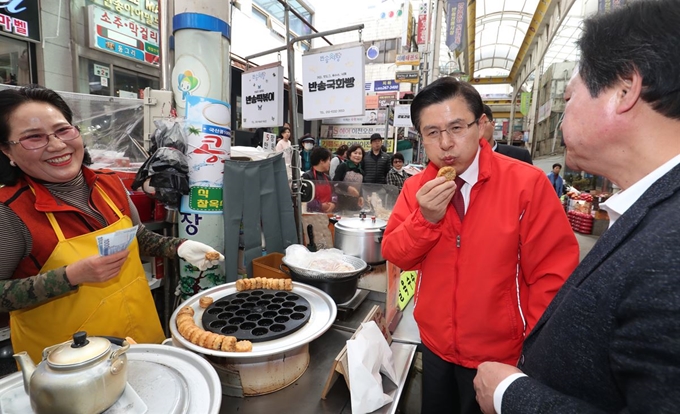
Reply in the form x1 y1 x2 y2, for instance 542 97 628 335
303 143 313 150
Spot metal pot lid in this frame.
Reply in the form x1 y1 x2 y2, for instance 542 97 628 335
125 344 221 413
47 331 110 367
335 216 387 231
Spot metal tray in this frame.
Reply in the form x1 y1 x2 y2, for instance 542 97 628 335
170 281 337 359
0 344 221 414
201 290 312 342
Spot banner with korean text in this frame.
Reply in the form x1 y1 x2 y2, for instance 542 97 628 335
446 1 466 53
241 63 284 128
302 42 365 120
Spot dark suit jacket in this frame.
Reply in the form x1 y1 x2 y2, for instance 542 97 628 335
503 163 680 413
496 143 533 164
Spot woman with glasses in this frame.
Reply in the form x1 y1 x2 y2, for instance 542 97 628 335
0 85 223 363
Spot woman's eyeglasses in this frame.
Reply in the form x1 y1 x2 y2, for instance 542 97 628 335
8 125 81 150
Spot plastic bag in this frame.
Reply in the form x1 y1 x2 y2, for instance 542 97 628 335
131 147 189 209
150 119 187 154
284 245 356 272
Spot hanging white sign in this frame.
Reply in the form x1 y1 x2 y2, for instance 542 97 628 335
393 105 413 127
262 132 277 152
302 42 365 120
242 63 284 128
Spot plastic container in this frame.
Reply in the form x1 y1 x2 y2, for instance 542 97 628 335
129 191 154 222
252 253 287 279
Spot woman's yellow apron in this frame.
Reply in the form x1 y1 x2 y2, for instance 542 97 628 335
10 185 165 363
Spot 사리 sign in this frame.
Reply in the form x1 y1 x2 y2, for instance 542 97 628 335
302 42 365 120
241 63 284 128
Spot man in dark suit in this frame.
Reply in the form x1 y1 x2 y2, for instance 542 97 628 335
482 104 532 164
473 1 680 412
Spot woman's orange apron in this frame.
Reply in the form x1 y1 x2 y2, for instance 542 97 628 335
10 184 165 363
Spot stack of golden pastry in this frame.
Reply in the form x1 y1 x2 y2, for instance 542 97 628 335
175 302 252 352
236 277 292 291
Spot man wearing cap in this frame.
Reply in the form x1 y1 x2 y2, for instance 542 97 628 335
362 133 391 184
300 134 315 172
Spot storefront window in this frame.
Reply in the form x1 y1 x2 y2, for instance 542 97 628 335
113 68 159 98
86 59 112 96
0 37 31 86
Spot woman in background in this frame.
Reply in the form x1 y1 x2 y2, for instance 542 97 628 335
302 147 335 213
329 144 348 179
332 144 365 212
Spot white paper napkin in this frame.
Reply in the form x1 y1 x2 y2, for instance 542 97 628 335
347 321 398 414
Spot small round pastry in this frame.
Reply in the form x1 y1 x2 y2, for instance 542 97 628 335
235 340 253 352
236 279 245 291
436 166 457 181
189 328 204 345
221 336 237 352
199 296 214 309
177 306 195 316
204 251 221 261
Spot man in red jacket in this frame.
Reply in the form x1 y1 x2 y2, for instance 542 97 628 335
381 78 579 414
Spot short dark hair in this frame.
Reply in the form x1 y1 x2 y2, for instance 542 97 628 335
411 77 484 132
391 152 405 165
346 144 364 158
483 104 494 122
552 163 562 169
370 133 382 142
0 85 89 186
310 146 332 166
577 0 680 119
335 144 348 156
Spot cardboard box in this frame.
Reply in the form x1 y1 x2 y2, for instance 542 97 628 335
252 253 288 279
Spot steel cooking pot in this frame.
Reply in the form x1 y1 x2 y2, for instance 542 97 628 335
279 263 370 304
333 212 387 264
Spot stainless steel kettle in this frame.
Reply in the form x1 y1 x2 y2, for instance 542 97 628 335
14 331 129 414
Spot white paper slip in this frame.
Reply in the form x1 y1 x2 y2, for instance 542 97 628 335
97 225 139 256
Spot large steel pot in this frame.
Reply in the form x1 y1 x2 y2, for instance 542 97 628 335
333 212 387 264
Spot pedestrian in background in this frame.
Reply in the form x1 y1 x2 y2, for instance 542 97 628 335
329 144 348 179
548 163 564 196
302 147 335 213
333 144 365 211
362 133 391 184
474 1 680 412
300 134 315 172
481 104 532 164
386 152 409 192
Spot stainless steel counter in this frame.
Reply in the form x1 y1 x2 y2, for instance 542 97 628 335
218 301 417 414
391 301 421 345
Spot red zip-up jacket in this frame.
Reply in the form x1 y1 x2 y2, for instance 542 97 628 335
382 141 579 368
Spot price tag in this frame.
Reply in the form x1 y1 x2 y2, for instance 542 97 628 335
397 270 417 310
